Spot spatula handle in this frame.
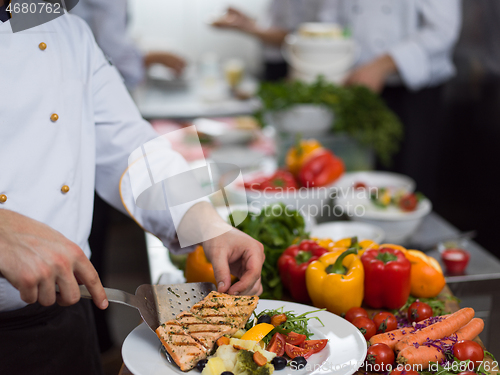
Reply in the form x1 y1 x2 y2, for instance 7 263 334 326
56 285 140 309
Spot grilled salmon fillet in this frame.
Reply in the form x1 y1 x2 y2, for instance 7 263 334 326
155 292 259 372
190 291 259 329
176 311 237 350
156 320 207 372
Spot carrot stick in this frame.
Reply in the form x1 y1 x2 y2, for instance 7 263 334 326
253 351 268 367
397 318 484 369
369 315 448 350
216 336 230 347
394 308 475 354
369 327 415 349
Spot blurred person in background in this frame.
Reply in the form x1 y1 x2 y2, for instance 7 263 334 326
72 0 186 90
70 0 188 359
322 0 462 201
212 0 326 81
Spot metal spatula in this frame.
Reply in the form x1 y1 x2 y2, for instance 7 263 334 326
75 282 216 332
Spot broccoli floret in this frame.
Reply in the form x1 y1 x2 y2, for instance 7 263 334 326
233 350 274 375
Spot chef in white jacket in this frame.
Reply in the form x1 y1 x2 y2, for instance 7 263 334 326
0 5 264 374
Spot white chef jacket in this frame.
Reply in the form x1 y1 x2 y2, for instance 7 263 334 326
0 13 198 312
264 0 461 90
321 0 462 90
70 0 145 89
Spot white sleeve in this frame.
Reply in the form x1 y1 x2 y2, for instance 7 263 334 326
73 0 145 89
87 27 203 254
387 0 462 90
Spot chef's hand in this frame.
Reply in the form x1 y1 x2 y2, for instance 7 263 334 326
144 52 187 76
211 7 257 34
344 54 397 93
203 228 265 296
0 209 108 309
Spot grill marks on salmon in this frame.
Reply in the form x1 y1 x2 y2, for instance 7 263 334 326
190 291 259 329
176 311 237 350
155 292 259 372
156 321 208 372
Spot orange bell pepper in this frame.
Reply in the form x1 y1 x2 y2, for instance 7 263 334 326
185 246 236 285
286 138 322 176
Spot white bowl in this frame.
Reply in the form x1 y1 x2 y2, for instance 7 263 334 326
224 170 337 218
269 104 333 137
337 197 432 244
310 221 385 243
334 171 415 195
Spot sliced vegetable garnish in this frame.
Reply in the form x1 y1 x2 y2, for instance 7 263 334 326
285 343 313 359
240 323 275 342
300 339 328 354
267 333 286 357
284 332 307 346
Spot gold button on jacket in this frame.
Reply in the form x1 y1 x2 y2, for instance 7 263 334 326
50 113 59 122
39 42 47 51
61 185 70 194
0 194 7 203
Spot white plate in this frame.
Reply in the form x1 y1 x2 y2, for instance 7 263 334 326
310 221 385 243
122 300 367 375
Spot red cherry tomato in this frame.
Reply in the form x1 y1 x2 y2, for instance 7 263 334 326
354 182 367 190
267 332 286 357
285 343 313 359
352 316 377 341
284 331 307 346
453 340 484 368
407 301 433 323
366 343 395 372
373 312 398 334
399 193 418 212
345 307 369 323
390 368 420 375
300 339 328 354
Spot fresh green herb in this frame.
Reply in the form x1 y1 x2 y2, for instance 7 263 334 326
231 203 307 299
245 306 325 345
255 77 404 166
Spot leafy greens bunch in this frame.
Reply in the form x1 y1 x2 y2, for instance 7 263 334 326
256 77 404 166
232 203 307 299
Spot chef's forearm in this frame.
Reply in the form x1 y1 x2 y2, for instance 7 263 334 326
249 27 288 46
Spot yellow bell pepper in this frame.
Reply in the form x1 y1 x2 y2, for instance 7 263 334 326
405 249 446 298
306 246 364 315
286 138 322 175
185 246 236 285
333 237 378 257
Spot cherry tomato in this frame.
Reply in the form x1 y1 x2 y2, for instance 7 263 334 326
354 182 367 190
373 312 398 334
345 307 369 323
366 343 395 372
270 313 287 327
285 343 313 359
390 368 420 375
453 340 484 368
407 301 433 323
284 331 307 346
267 332 286 357
399 193 418 212
352 316 377 341
300 339 328 354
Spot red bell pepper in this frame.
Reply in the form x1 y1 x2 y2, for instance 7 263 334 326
244 170 298 191
278 240 329 303
298 150 344 188
361 247 411 309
